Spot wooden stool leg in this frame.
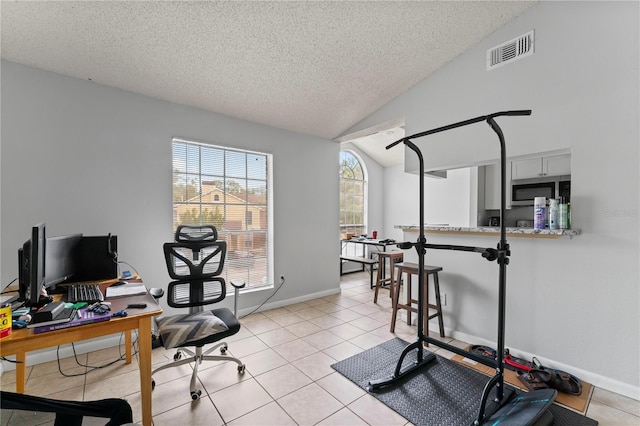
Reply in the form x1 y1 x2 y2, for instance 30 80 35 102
390 266 402 332
388 258 395 298
423 272 430 346
405 273 412 326
433 272 445 337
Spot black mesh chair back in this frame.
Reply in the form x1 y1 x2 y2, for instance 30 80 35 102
174 223 218 242
163 224 226 309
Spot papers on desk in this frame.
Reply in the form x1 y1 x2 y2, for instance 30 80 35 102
0 294 18 305
105 282 147 298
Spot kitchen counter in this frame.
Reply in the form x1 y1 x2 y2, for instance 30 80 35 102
396 225 581 239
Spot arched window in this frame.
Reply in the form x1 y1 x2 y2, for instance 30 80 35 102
340 150 367 236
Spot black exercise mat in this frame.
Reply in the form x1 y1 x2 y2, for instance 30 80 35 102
331 338 597 426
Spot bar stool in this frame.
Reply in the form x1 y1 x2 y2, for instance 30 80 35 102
390 262 445 340
373 251 404 303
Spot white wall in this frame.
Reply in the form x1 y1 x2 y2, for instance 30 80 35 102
1 61 341 320
383 165 473 240
342 1 640 398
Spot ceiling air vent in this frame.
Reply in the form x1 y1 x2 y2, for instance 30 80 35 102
487 30 534 70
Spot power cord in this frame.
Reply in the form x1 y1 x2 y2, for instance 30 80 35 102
56 331 140 378
239 275 286 319
116 260 140 278
1 278 18 294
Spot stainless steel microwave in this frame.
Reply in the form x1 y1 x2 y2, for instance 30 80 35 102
511 176 571 206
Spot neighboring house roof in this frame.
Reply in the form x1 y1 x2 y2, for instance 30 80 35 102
185 184 266 208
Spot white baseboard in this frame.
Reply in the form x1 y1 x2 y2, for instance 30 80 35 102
237 287 341 318
443 326 640 402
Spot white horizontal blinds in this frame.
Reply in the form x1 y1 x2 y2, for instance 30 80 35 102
172 142 200 205
172 139 273 289
199 146 225 230
223 149 270 288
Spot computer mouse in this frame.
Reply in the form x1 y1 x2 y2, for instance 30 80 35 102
112 280 128 286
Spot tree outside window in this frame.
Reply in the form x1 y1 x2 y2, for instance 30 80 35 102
340 150 367 236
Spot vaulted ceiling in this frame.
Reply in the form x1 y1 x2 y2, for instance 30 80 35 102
1 1 535 153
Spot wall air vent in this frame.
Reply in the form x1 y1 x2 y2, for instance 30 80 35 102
487 30 534 70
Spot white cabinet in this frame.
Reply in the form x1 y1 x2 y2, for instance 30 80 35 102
511 158 542 180
511 154 571 180
484 163 512 210
544 154 571 177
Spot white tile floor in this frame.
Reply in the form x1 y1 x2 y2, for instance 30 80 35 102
1 271 639 425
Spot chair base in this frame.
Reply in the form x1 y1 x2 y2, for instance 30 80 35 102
151 341 245 400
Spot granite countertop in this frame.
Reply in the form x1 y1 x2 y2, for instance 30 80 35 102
396 225 581 238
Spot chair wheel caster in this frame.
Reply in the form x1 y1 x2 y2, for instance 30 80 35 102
191 389 201 400
174 352 182 361
238 364 246 373
151 379 155 390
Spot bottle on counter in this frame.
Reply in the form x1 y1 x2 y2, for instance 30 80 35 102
549 199 559 230
559 197 569 229
534 197 546 230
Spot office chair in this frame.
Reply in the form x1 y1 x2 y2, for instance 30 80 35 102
151 225 246 400
0 391 133 426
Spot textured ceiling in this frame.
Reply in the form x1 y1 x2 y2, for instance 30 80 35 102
1 1 535 144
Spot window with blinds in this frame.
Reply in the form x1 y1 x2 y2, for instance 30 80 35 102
172 138 274 289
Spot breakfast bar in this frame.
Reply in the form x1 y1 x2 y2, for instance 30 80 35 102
396 225 581 239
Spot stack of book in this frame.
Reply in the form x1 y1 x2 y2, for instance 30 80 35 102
28 304 111 334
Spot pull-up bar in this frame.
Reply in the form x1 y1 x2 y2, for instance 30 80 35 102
368 110 532 425
386 110 532 150
396 241 499 261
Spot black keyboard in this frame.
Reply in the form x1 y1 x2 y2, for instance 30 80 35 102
67 284 104 303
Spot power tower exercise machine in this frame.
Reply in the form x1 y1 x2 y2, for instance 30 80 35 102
367 110 557 425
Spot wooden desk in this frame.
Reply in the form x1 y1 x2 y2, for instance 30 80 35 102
0 286 162 426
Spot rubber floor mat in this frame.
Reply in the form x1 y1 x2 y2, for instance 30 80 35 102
331 337 597 426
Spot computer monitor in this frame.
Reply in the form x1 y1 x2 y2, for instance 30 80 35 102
44 233 83 290
18 223 47 306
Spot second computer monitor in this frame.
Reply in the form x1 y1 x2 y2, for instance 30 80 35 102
44 233 83 290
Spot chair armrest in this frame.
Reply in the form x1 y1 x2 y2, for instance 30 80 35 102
230 280 246 289
230 280 245 316
149 287 165 299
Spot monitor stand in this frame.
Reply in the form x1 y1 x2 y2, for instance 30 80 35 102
26 294 53 309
